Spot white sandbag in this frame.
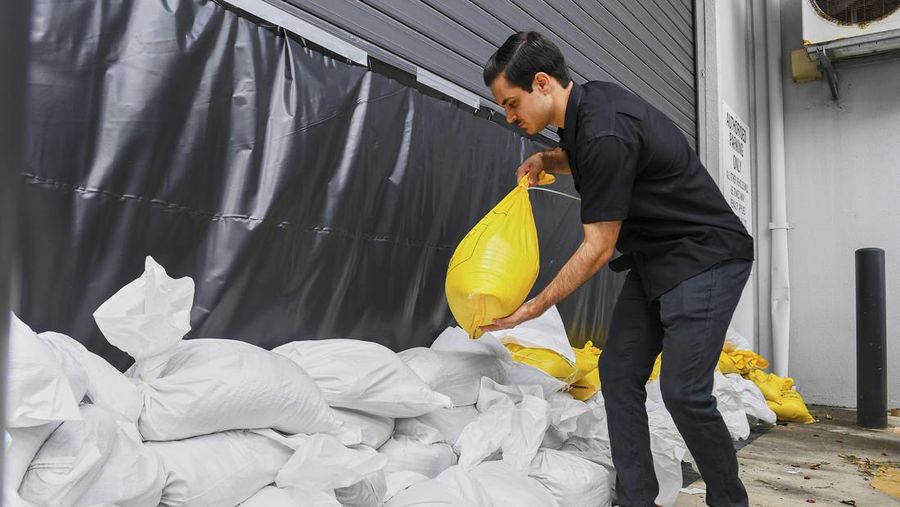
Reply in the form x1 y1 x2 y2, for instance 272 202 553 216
528 448 614 507
240 485 340 507
274 434 388 492
471 461 560 507
384 465 492 507
559 435 615 470
93 256 194 382
394 405 479 448
493 306 576 364
150 430 294 507
335 469 387 507
379 436 458 478
651 432 685 507
542 391 591 449
712 372 751 440
429 326 511 359
398 347 508 406
547 391 591 435
333 408 395 449
504 361 568 395
723 373 777 425
5 423 59 504
39 331 142 422
3 489 35 507
384 471 429 503
240 433 387 507
240 486 305 507
429 328 565 397
273 339 452 418
645 382 693 463
7 313 82 428
19 404 165 507
541 426 570 451
456 379 549 471
572 394 609 441
138 338 339 440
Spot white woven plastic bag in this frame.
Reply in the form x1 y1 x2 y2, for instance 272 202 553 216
379 436 458 478
528 448 614 507
398 347 507 406
19 404 165 507
136 338 339 440
7 313 82 428
39 331 142 422
150 429 294 507
93 256 194 382
273 339 452 418
383 465 492 507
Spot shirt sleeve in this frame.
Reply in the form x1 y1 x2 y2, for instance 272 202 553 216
576 134 639 224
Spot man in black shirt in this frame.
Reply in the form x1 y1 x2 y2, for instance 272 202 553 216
479 32 753 507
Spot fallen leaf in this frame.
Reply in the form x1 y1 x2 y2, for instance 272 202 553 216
839 501 857 506
806 499 816 504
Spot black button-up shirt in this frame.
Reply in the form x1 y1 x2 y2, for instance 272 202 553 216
557 81 754 300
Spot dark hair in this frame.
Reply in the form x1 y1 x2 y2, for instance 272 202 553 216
483 31 572 92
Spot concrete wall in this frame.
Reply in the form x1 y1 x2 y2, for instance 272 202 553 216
697 0 761 349
715 0 758 351
780 0 900 407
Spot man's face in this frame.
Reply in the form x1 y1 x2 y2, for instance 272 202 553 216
490 73 552 135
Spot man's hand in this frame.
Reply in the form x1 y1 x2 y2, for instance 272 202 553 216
516 152 545 187
480 221 621 334
479 298 548 333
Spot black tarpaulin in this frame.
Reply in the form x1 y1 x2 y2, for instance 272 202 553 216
19 0 624 370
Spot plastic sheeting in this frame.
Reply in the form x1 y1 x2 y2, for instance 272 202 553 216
19 0 623 369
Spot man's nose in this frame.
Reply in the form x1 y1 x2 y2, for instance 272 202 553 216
506 110 516 124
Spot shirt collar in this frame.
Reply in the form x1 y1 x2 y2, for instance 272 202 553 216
557 82 583 150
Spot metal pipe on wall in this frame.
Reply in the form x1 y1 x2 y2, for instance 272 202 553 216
766 0 792 377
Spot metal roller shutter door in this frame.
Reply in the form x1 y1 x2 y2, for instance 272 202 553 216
276 0 697 145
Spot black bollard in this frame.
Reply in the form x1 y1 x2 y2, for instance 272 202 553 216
855 248 887 429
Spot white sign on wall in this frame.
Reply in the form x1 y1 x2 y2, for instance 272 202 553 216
720 101 755 351
721 102 752 233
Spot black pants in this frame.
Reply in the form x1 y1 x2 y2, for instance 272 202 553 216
600 259 752 507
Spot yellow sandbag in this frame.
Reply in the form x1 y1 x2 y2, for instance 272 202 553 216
767 389 815 424
723 349 769 374
652 349 770 379
717 352 741 375
570 341 601 383
570 368 600 401
648 354 662 381
505 343 576 381
445 172 555 338
744 369 785 403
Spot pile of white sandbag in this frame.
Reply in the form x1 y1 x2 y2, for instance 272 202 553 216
6 257 776 507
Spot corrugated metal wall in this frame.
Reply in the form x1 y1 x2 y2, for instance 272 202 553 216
279 0 697 144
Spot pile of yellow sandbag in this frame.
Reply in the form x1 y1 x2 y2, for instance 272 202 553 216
504 341 602 401
647 347 814 424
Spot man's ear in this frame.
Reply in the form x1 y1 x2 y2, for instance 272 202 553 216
533 72 552 94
